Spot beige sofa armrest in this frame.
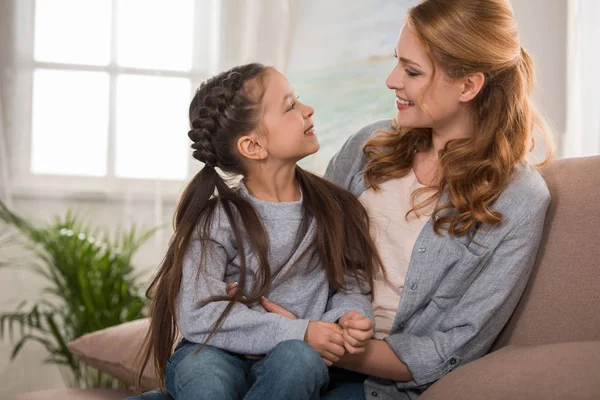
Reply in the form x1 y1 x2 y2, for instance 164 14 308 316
420 341 600 400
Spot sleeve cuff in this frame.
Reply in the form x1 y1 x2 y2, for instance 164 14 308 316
321 306 375 324
273 317 310 345
384 332 462 388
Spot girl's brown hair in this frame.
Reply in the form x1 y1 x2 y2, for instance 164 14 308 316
136 63 381 389
364 0 553 236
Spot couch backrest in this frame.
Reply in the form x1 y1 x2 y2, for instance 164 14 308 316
492 156 600 350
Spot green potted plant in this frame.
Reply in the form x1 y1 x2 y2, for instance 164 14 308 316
0 200 156 388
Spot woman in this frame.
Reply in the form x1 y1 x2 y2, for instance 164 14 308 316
265 0 552 398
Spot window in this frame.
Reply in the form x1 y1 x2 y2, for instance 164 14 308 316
10 0 219 198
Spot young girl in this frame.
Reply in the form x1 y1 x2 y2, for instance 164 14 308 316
136 63 383 400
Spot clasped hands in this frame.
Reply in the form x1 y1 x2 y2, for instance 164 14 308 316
226 282 373 366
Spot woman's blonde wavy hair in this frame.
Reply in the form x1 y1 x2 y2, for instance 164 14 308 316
364 0 554 237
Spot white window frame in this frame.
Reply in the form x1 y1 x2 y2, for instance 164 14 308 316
8 0 220 201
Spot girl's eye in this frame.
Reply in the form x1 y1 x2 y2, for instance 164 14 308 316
405 69 421 77
287 96 299 112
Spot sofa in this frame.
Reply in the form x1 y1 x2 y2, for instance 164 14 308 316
10 155 600 400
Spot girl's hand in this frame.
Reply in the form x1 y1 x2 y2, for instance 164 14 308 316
339 310 374 354
226 283 345 365
305 321 346 366
261 298 346 366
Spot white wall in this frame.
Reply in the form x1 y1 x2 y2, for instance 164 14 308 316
0 0 570 397
512 0 568 161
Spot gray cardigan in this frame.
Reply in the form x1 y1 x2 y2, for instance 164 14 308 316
325 120 551 400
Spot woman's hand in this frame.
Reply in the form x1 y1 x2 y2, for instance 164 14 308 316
339 310 375 354
226 282 297 319
226 282 345 365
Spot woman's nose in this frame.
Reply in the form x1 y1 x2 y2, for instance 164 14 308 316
386 65 403 90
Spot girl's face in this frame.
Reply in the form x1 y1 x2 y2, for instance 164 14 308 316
386 24 466 130
258 69 319 164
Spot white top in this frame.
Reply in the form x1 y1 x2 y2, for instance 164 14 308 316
358 170 433 339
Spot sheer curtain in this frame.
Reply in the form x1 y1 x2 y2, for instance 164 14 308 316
564 0 600 157
0 85 11 208
0 3 12 208
218 0 302 73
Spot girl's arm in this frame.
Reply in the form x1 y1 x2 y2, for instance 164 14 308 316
177 237 309 355
321 274 374 323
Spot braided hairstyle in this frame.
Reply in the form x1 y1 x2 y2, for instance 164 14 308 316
137 63 382 390
187 63 264 172
137 63 269 389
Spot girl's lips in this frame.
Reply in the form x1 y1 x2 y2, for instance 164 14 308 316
304 125 315 136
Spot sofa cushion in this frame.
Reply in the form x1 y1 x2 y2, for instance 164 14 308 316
67 319 160 391
11 388 135 400
493 156 600 349
420 341 600 400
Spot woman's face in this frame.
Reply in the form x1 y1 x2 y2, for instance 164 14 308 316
386 24 466 130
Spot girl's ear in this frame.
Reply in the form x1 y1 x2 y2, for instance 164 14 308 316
237 134 268 161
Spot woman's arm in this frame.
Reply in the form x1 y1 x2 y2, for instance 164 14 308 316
336 339 413 382
385 195 551 388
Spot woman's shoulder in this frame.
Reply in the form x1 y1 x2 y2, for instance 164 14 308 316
335 119 393 159
495 161 551 219
324 119 393 189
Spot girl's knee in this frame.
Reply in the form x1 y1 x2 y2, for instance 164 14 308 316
269 340 328 376
168 345 246 398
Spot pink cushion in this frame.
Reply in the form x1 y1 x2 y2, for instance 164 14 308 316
67 319 160 391
10 388 135 400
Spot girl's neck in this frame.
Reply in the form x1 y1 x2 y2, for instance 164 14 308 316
243 163 300 203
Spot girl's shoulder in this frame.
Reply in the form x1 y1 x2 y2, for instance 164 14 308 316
191 198 236 243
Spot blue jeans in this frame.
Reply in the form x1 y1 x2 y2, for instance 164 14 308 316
126 341 365 400
320 367 366 399
136 339 329 400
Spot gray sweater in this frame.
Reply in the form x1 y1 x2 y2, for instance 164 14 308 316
176 182 374 355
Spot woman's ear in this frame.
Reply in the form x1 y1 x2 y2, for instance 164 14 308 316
237 134 268 161
459 72 485 102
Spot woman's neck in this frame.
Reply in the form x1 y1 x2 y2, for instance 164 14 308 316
413 107 476 186
243 163 300 202
429 107 476 158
